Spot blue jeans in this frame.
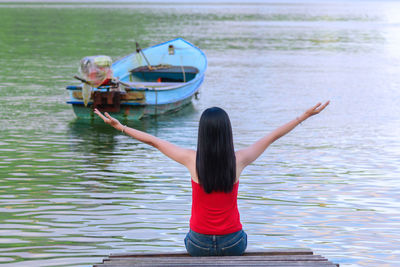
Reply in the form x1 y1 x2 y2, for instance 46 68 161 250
184 229 247 256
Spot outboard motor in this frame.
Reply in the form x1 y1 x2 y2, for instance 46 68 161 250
79 55 113 88
78 55 125 112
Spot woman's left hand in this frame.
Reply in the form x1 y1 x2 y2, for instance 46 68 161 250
94 108 123 131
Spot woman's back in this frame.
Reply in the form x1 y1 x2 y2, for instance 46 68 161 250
190 179 242 235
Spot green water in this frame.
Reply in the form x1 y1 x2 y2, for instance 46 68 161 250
1 2 400 266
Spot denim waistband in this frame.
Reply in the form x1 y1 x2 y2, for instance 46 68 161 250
185 229 247 256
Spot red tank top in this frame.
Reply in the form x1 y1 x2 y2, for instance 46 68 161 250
189 179 242 235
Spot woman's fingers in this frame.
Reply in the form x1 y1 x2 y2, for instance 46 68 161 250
316 101 330 113
312 102 322 111
94 108 103 118
104 112 117 123
94 109 109 123
104 112 121 127
305 101 330 117
105 112 113 120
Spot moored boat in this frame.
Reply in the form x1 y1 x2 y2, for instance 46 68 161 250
66 38 207 120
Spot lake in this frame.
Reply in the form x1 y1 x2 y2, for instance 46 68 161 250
0 1 399 266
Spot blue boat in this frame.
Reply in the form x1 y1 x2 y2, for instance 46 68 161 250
66 38 207 120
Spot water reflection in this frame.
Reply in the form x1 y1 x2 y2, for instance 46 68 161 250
68 119 118 153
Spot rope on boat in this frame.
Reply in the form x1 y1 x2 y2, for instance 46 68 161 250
136 42 153 70
135 53 143 67
180 55 186 83
155 86 158 116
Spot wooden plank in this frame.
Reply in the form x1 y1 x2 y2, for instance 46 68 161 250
95 250 339 267
99 262 335 266
98 261 335 266
95 262 337 267
109 249 313 258
244 250 314 256
104 255 327 262
96 263 337 267
101 262 333 266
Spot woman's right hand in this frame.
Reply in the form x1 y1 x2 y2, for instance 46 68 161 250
94 108 124 131
303 101 330 119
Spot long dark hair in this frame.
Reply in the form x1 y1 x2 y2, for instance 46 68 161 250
196 107 236 193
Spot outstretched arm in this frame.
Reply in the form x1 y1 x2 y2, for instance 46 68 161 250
94 109 194 167
236 101 329 170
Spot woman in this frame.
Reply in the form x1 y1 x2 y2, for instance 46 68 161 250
94 101 329 256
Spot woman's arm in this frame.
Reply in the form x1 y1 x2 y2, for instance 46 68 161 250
236 101 329 170
94 109 195 167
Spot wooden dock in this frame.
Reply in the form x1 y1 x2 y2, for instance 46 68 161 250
94 249 339 267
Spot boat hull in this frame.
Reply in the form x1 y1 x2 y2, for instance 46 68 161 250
71 94 194 120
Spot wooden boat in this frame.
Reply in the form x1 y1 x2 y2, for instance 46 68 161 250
66 38 207 120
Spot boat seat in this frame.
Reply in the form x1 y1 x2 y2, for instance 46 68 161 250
130 65 199 82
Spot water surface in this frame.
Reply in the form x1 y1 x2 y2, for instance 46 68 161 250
0 1 400 266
